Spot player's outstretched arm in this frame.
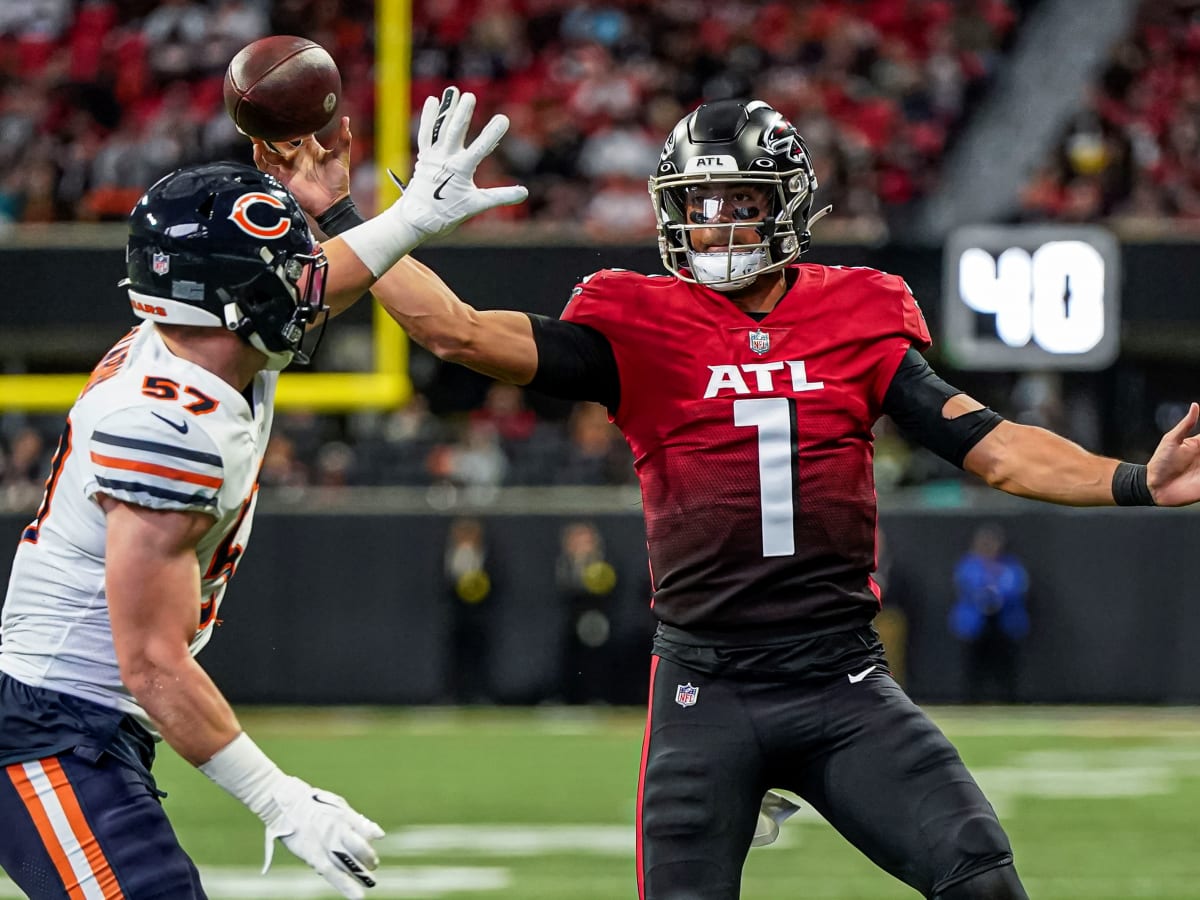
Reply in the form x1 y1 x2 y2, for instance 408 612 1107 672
963 403 1200 507
256 87 526 323
103 498 384 898
258 87 539 384
377 254 540 383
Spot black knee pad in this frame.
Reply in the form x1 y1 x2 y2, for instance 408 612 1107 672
925 805 1015 895
933 863 1029 900
947 810 1012 863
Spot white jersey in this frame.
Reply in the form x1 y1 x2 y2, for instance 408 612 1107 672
0 323 276 725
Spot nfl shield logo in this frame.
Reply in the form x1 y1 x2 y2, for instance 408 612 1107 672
748 329 770 355
152 252 170 276
675 683 699 707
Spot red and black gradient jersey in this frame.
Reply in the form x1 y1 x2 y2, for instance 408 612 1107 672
559 265 930 636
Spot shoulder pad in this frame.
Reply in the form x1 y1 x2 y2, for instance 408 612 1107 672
87 405 224 513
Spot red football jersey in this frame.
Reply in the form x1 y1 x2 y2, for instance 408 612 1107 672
561 264 931 635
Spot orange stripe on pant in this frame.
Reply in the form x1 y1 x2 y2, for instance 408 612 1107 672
43 757 125 899
6 759 125 899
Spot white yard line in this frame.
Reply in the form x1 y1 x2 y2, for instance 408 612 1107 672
0 867 510 899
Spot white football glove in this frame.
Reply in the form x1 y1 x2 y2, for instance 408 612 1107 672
396 85 528 240
199 734 384 899
338 85 528 278
260 775 385 899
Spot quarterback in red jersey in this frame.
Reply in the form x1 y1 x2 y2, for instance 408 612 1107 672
264 88 1200 900
560 261 929 635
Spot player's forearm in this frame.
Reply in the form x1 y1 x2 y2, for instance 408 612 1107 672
107 533 242 765
319 236 375 318
126 652 243 766
373 256 537 383
963 420 1120 506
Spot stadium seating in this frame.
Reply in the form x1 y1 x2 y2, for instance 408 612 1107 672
1023 0 1200 229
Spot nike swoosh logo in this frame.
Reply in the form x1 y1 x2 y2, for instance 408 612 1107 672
311 793 342 808
433 175 453 200
847 665 877 684
151 412 188 434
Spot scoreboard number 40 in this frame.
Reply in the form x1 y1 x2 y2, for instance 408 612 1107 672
942 225 1121 371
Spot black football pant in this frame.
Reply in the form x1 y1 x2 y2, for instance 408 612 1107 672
636 654 1022 899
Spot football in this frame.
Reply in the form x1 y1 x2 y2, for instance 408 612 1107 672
223 35 341 143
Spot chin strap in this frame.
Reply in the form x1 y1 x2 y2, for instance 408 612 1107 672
218 288 248 335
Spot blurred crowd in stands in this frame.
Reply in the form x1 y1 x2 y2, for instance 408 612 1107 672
0 0 375 224
0 0 1020 237
2 0 1184 504
1023 0 1200 229
413 0 1019 239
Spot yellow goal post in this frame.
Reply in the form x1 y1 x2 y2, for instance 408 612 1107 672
0 1 412 414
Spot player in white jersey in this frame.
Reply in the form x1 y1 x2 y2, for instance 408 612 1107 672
2 321 272 720
0 97 526 900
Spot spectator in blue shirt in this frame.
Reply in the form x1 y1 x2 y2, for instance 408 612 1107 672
950 522 1030 703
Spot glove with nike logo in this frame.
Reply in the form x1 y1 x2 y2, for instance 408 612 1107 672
199 733 384 899
339 85 528 278
396 86 528 240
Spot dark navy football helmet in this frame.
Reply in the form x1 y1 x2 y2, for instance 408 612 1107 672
123 162 328 369
649 100 828 291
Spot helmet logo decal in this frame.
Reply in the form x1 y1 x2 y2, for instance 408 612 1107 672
228 192 292 239
683 154 739 173
660 129 676 161
762 120 806 164
132 298 167 317
152 251 170 275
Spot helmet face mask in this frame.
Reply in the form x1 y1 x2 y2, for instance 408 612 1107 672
216 244 330 370
123 162 330 369
649 100 820 292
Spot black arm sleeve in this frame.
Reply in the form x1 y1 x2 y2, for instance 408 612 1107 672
881 348 1005 468
526 314 621 412
315 197 366 235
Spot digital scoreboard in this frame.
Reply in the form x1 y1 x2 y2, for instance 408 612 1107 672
942 225 1121 370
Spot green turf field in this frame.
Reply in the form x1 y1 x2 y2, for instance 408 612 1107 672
5 706 1200 898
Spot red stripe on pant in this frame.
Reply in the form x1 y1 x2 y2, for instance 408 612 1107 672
636 654 660 900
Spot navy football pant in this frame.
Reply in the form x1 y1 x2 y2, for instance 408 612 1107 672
0 751 206 899
637 655 1020 899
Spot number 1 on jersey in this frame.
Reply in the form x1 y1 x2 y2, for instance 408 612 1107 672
734 397 797 557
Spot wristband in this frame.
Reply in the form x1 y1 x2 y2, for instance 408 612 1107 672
198 732 286 820
337 200 423 279
1112 461 1155 506
315 196 365 236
